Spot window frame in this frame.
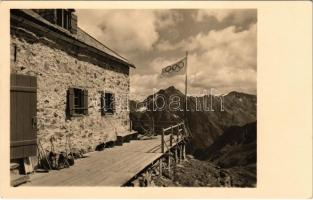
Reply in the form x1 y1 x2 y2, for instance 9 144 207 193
68 87 88 118
101 91 115 115
73 88 84 115
55 9 72 31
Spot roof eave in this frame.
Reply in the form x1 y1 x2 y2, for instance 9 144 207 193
14 9 136 69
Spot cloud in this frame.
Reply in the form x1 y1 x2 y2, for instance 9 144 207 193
195 10 234 22
187 23 257 70
76 10 256 100
130 74 158 100
77 10 157 55
130 57 186 100
132 23 257 99
156 40 179 51
194 9 257 25
186 23 257 94
76 10 182 56
155 10 183 29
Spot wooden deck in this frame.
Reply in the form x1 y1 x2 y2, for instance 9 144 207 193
24 134 181 186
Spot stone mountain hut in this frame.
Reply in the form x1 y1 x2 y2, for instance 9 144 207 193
10 9 135 171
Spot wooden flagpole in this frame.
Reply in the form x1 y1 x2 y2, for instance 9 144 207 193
184 51 188 126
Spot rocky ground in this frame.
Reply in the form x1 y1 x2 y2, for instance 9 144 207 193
151 155 256 187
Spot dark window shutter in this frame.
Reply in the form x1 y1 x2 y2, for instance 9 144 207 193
112 93 116 113
83 89 88 115
56 9 63 27
105 92 110 113
70 13 77 34
68 88 74 116
100 92 105 116
63 10 69 30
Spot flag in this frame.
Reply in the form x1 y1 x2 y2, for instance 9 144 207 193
161 57 187 77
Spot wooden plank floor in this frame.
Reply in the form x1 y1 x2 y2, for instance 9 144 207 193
24 134 180 186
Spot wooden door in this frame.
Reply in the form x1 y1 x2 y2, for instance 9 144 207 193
10 74 37 159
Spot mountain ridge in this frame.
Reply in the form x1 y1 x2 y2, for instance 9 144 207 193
130 86 257 187
130 85 256 151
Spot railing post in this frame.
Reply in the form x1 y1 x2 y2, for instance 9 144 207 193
182 143 186 160
161 129 164 153
183 122 187 137
159 158 163 176
174 147 178 163
170 126 173 147
176 126 179 143
129 120 132 132
167 153 171 176
180 144 183 161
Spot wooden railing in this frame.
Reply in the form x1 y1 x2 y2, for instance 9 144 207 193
161 122 187 153
131 119 182 134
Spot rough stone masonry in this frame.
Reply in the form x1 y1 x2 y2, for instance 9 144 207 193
10 9 134 154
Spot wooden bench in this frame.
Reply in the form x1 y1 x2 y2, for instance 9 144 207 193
116 131 138 146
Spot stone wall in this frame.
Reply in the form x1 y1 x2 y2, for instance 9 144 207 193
10 25 131 153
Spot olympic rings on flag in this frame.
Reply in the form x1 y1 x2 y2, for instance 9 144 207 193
172 64 180 72
178 61 185 68
163 60 185 73
172 61 185 72
164 66 172 72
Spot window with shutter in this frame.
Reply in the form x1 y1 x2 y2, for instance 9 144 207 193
74 88 84 114
67 87 87 117
56 9 63 27
55 9 73 31
103 92 115 115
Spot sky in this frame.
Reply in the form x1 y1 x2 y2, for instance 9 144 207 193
76 9 257 100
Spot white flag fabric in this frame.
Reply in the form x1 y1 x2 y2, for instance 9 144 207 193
161 57 187 77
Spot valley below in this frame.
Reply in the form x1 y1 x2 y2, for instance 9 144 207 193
153 122 257 187
153 156 256 187
130 86 257 187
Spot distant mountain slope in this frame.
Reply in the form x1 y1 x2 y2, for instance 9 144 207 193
196 122 257 167
130 86 256 152
152 122 257 187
